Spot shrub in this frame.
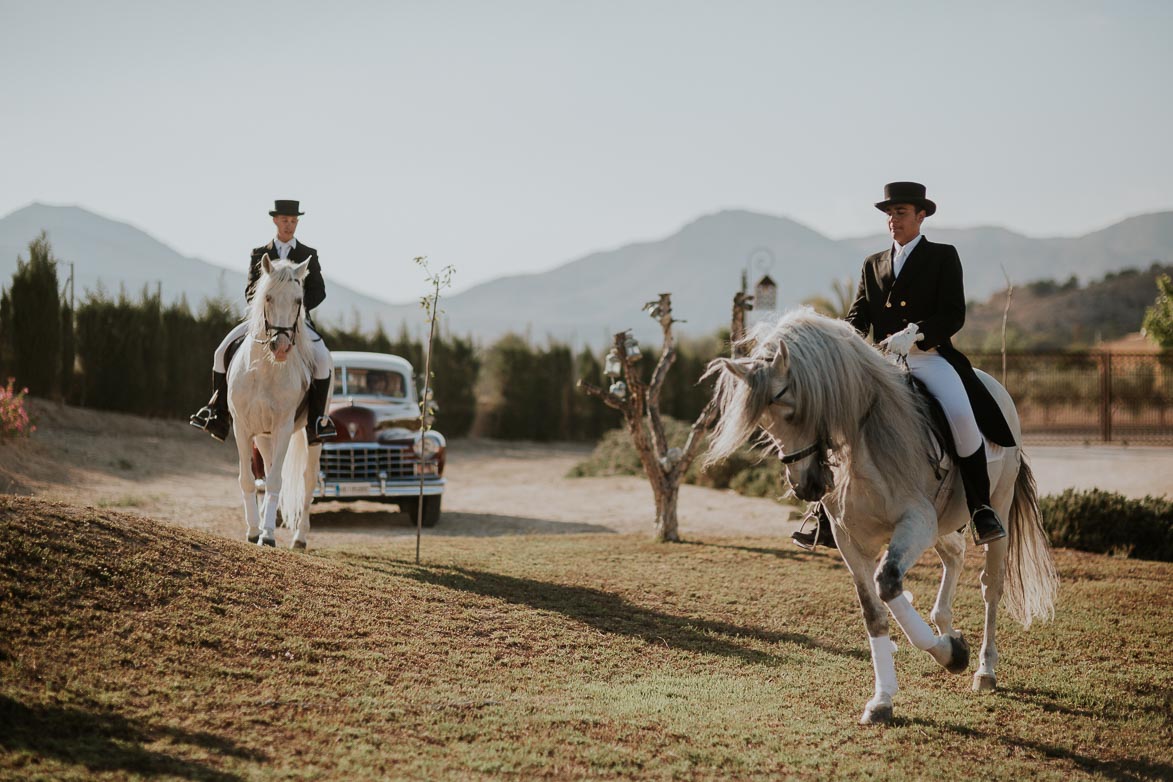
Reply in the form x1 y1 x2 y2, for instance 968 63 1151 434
0 378 35 440
1040 488 1173 562
569 419 788 502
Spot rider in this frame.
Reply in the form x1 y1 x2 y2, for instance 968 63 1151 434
189 199 338 445
792 182 1015 550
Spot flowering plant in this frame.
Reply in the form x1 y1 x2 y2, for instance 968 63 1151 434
0 378 35 440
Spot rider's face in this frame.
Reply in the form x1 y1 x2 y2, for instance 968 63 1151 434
273 215 299 243
885 203 925 246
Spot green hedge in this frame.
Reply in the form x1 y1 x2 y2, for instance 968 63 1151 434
1040 488 1173 562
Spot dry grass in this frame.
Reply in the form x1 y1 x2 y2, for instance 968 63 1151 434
1 496 1170 781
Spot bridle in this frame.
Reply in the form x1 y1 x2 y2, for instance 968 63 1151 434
770 383 823 465
255 287 303 347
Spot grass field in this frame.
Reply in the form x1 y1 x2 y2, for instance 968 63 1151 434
1 496 1171 781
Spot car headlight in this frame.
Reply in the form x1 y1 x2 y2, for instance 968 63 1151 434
412 432 444 459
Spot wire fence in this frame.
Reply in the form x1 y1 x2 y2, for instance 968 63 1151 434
970 351 1173 444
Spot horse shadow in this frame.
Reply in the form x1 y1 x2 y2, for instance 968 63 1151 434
336 555 868 666
310 506 615 537
0 694 263 781
899 715 1172 782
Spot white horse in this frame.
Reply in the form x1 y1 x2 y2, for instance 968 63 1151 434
705 309 1057 725
227 255 325 550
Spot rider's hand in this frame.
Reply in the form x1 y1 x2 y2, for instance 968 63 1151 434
879 323 921 357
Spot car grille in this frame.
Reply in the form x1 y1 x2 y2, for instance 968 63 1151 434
322 445 415 481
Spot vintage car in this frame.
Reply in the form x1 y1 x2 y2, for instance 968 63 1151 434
312 351 446 526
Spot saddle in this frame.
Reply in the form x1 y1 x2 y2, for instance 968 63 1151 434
907 374 957 468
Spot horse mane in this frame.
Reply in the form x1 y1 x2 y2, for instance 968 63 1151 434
707 308 937 504
246 260 316 380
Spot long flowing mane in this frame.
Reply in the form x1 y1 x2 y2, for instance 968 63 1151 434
244 261 316 380
708 309 937 503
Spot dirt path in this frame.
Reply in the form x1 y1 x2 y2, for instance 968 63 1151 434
2 399 1170 550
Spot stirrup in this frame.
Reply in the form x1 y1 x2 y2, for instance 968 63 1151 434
970 505 1007 546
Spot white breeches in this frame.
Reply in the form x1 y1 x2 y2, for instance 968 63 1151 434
213 321 332 380
907 349 982 457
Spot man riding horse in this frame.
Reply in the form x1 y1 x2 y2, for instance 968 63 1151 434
189 199 338 445
793 182 1014 550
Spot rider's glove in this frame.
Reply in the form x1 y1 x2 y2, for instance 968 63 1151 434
879 322 921 357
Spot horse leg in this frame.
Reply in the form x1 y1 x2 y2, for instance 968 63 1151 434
292 442 321 550
837 536 899 725
877 509 970 675
930 530 967 638
259 426 294 545
233 430 262 543
975 457 1015 691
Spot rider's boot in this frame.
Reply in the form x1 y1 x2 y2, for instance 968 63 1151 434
791 504 838 551
306 377 337 446
957 445 1007 546
189 371 232 442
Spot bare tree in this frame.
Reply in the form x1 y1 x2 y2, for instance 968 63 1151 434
578 292 729 542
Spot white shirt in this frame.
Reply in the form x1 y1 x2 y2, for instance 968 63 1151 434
892 233 923 278
274 237 298 260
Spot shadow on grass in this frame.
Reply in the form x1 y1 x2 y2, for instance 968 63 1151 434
310 507 615 536
0 695 263 781
341 555 867 666
903 716 1172 782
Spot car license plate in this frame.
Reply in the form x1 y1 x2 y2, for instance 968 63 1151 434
337 483 370 497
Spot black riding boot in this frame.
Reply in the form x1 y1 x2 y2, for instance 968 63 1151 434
791 504 838 551
189 371 232 442
306 377 337 445
957 445 1007 546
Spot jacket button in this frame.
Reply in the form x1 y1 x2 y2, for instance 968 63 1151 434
900 300 907 307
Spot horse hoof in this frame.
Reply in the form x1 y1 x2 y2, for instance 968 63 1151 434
247 535 259 544
260 538 276 548
860 704 893 725
973 673 997 692
945 633 970 674
292 540 307 551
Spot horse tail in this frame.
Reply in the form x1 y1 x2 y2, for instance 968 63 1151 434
1003 453 1059 629
280 430 309 530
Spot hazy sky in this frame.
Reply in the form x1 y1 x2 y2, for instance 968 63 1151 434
3 1 1171 302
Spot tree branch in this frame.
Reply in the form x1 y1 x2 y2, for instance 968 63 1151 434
577 379 626 411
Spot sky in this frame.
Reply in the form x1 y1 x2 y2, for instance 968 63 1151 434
2 0 1172 303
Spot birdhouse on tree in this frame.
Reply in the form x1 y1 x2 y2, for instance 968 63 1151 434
754 274 778 311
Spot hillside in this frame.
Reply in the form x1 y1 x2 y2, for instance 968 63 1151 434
957 263 1173 350
2 497 1171 780
4 203 1173 346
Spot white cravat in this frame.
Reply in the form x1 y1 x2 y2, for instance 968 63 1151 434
274 237 297 260
892 234 923 278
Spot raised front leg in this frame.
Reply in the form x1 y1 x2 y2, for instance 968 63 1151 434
837 534 898 725
877 507 971 675
233 429 261 543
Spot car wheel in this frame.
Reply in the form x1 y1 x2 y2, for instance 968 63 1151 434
397 496 441 527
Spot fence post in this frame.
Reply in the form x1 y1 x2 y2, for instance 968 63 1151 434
1099 352 1112 443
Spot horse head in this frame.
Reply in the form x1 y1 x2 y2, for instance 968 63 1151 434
706 340 831 502
253 254 310 363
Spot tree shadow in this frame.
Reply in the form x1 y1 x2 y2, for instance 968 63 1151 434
0 694 263 780
900 716 1172 782
337 555 868 666
310 506 616 537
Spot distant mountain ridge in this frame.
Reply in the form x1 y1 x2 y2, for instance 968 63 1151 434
2 203 1171 345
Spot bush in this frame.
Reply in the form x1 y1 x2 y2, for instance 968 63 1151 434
1041 488 1173 562
0 378 35 440
568 419 787 502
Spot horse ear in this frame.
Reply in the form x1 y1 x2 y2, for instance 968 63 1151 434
293 259 310 281
261 253 273 275
771 342 789 371
708 357 754 382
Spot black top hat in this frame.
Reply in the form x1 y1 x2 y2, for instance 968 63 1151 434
269 200 304 217
874 182 936 217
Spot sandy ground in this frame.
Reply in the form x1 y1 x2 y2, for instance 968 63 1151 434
2 399 1170 550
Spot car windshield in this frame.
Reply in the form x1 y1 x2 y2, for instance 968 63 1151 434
333 368 408 400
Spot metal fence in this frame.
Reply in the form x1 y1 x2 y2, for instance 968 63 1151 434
969 351 1173 445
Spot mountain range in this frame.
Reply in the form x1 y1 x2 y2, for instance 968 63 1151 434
2 203 1171 345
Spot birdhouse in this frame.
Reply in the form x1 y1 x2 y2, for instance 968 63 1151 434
609 380 628 400
604 349 623 377
624 333 641 359
754 274 778 310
